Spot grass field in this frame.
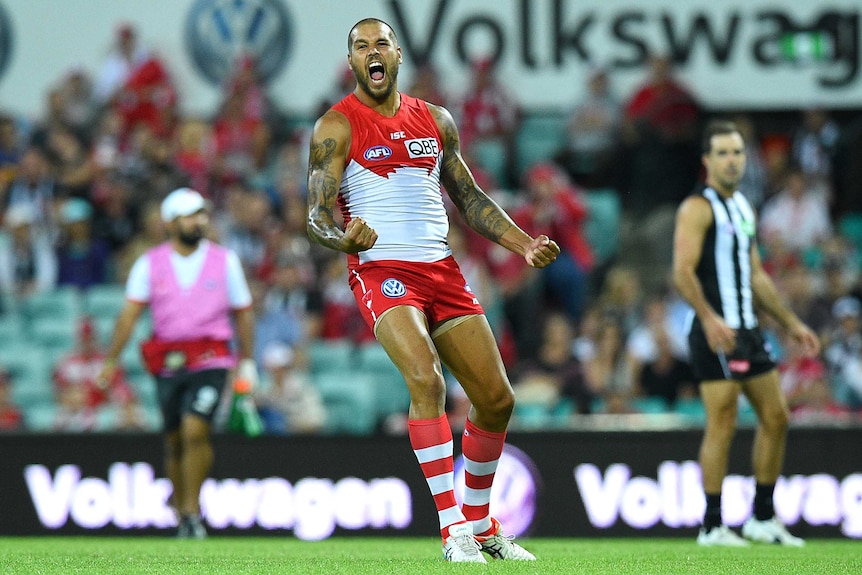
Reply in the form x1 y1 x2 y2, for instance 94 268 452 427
1 537 861 575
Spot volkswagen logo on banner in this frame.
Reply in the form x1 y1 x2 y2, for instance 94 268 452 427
0 1 13 82
184 0 292 85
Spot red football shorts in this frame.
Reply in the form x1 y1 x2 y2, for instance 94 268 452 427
348 256 485 335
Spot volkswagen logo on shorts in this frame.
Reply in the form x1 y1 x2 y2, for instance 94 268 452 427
381 278 406 299
0 2 13 81
185 0 292 85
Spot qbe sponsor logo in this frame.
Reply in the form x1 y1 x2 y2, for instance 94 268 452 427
405 138 439 159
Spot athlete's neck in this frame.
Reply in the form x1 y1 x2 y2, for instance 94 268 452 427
354 89 401 117
707 179 736 199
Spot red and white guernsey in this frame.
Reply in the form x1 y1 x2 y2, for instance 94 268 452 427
332 92 452 269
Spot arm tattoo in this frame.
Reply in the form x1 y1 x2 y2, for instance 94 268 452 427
307 137 345 250
435 110 514 243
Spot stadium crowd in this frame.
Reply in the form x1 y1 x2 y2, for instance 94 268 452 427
0 23 861 434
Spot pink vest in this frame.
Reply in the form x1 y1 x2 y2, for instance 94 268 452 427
148 242 235 370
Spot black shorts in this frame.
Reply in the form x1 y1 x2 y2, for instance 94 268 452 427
688 323 776 382
155 368 228 431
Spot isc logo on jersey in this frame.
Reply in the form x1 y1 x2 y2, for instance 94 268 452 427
405 138 439 159
364 146 392 161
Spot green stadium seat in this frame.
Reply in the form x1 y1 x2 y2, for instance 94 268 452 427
21 287 81 323
83 284 127 322
515 113 567 180
356 343 410 419
838 213 862 266
24 404 58 432
584 189 621 265
471 138 508 187
308 339 357 375
311 371 377 435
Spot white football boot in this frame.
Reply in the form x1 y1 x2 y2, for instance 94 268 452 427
697 525 750 547
742 517 805 547
442 522 487 563
475 517 536 560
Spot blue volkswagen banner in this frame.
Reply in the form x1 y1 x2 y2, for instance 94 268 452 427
1 429 860 538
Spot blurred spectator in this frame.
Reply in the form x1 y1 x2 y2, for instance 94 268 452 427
452 57 520 186
56 198 111 288
556 66 621 189
823 296 862 410
318 257 374 343
0 203 58 303
219 189 274 278
115 200 164 282
581 316 635 409
46 125 93 198
250 278 305 367
0 369 24 431
211 92 271 188
620 54 700 212
57 67 98 136
172 118 215 197
627 295 695 408
254 341 326 434
92 175 138 253
777 263 832 337
52 384 97 432
111 396 154 432
732 114 769 209
53 316 135 410
759 165 832 256
314 65 355 118
790 377 853 425
777 329 830 414
94 22 148 106
597 265 644 335
2 147 60 240
511 312 594 415
0 115 22 189
511 163 594 325
407 61 448 107
114 54 178 140
792 107 840 197
263 251 323 343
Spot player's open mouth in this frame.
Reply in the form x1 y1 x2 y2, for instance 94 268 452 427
369 61 385 83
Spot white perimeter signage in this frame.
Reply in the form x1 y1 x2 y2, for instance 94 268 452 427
0 0 859 118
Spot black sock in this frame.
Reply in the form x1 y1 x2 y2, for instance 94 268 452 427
703 493 723 530
754 483 775 521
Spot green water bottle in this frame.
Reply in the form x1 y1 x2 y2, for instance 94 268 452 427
227 377 264 437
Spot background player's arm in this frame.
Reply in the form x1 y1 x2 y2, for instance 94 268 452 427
306 110 377 254
427 103 558 268
672 196 735 352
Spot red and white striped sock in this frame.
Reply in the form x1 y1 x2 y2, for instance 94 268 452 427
408 414 466 539
460 418 505 537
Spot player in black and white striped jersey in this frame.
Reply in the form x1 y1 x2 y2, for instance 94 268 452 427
672 120 821 547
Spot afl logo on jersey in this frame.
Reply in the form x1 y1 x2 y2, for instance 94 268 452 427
381 278 406 298
364 145 392 161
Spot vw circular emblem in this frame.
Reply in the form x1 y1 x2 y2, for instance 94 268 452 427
185 0 292 85
381 278 407 299
453 444 542 537
0 2 13 82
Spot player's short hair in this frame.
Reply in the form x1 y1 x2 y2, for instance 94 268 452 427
348 18 398 52
702 120 740 154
